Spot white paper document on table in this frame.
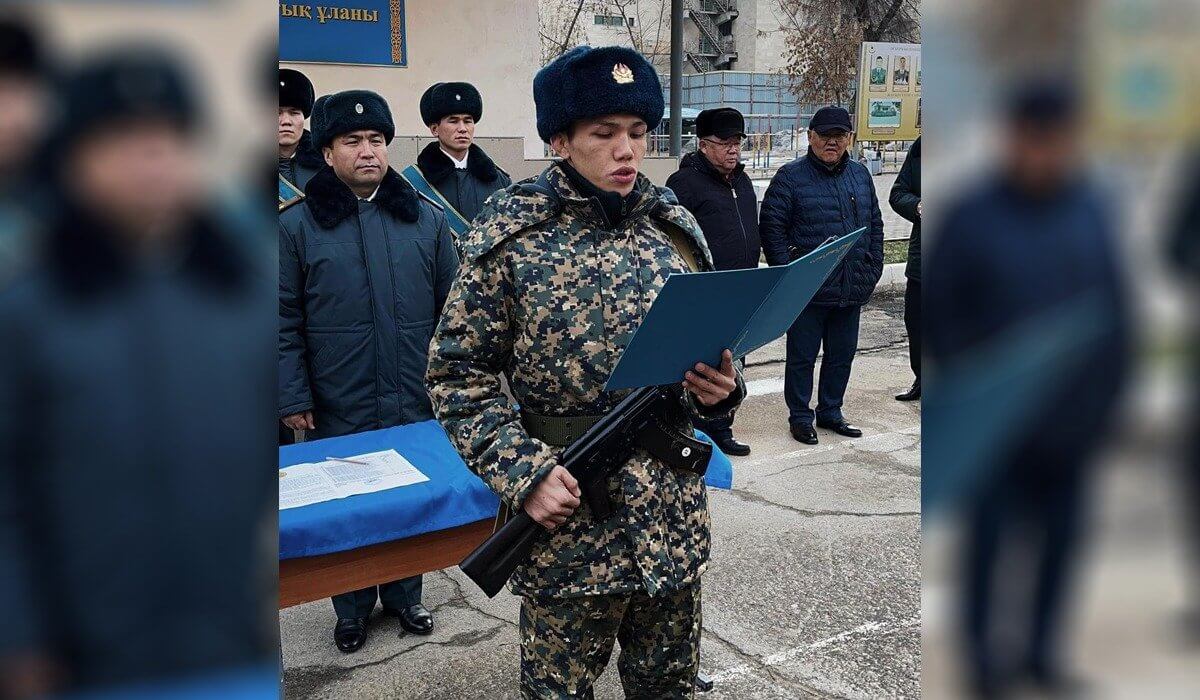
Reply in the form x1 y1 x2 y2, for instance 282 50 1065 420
278 449 429 510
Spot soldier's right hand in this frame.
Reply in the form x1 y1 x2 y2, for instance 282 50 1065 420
282 411 315 431
524 465 582 530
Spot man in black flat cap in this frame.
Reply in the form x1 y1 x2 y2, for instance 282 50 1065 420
666 107 760 456
277 67 323 193
405 81 510 244
279 89 458 653
760 105 884 445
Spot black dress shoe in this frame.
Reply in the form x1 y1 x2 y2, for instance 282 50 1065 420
715 436 751 456
816 418 863 438
790 423 818 444
388 604 434 636
334 616 369 653
895 380 921 401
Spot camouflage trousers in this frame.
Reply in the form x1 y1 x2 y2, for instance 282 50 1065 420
519 583 702 699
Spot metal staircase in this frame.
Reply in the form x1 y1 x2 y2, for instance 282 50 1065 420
686 0 738 72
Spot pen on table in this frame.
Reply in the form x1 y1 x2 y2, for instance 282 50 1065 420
326 456 370 465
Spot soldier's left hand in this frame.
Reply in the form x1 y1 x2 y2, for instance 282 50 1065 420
683 349 737 406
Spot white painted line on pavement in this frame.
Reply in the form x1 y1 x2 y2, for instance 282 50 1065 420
744 377 786 397
707 617 920 683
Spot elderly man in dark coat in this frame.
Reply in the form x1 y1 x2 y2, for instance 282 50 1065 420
760 106 884 445
279 90 459 653
666 107 760 455
408 81 510 240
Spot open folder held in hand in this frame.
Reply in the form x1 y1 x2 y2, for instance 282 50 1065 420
605 227 867 391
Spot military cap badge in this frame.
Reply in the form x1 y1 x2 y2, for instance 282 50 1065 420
612 63 634 84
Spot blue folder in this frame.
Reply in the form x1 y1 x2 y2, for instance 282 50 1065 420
279 420 734 559
606 227 866 391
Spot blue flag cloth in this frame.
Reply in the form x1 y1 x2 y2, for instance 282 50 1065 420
279 420 733 560
400 165 471 237
606 228 865 391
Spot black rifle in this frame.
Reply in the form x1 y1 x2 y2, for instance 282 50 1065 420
459 385 712 597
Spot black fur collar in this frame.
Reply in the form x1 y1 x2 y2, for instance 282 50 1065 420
295 130 325 170
46 200 249 300
416 142 500 186
303 166 420 229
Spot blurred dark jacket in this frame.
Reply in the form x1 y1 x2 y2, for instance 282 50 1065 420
413 142 511 226
665 151 761 271
926 175 1130 457
759 149 885 306
278 166 458 439
0 201 275 688
889 138 921 281
1167 149 1200 280
278 129 323 191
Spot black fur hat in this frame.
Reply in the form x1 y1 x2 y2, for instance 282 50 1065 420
419 82 482 125
58 45 198 151
311 89 394 148
534 45 663 143
0 15 46 77
279 68 315 117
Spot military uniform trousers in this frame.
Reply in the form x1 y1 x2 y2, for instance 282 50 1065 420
519 582 702 699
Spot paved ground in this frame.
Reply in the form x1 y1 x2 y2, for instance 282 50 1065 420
280 289 922 699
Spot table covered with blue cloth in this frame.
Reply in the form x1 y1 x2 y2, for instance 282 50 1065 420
279 420 733 561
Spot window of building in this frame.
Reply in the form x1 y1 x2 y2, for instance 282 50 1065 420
594 14 634 27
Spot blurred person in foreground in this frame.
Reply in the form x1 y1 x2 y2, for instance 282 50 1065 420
666 106 761 456
760 105 885 445
0 14 51 273
1167 147 1200 641
890 137 921 401
0 47 275 697
278 90 458 652
926 80 1131 697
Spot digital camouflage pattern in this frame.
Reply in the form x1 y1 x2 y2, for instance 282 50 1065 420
520 583 702 699
427 163 743 599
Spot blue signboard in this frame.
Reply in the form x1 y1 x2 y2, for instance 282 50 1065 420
279 1 406 67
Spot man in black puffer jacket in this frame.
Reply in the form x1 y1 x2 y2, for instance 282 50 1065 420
760 106 884 445
666 107 760 456
890 137 921 401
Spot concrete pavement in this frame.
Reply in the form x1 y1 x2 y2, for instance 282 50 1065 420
281 289 921 699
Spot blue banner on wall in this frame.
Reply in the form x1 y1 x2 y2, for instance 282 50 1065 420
279 1 406 67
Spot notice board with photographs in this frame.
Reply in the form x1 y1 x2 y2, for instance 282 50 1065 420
857 42 921 141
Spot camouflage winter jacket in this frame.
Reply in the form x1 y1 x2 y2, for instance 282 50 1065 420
427 163 745 598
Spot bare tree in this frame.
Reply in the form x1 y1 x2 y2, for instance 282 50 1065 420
773 0 919 106
777 1 863 106
852 0 921 43
603 0 671 67
539 0 588 65
539 1 672 68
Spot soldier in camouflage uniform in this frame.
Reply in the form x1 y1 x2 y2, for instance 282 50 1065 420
427 46 746 699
